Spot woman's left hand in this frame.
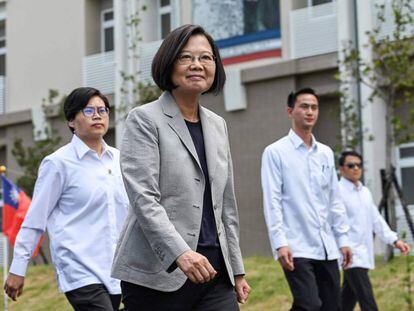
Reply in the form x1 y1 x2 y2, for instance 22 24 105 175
235 275 250 304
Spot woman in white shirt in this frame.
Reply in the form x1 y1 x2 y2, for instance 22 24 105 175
4 87 129 311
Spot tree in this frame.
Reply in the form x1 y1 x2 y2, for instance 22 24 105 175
12 90 64 197
338 0 414 259
117 4 161 122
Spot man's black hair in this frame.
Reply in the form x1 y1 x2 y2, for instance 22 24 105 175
287 87 319 108
339 150 363 167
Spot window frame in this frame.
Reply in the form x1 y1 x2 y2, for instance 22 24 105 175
396 142 414 206
101 8 114 53
307 0 334 6
158 0 173 39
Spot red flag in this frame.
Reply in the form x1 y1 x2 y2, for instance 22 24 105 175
2 175 43 257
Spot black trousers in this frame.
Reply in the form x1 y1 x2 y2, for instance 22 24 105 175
65 283 122 311
341 268 378 311
121 272 239 311
283 258 341 311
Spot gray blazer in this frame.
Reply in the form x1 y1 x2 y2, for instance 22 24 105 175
111 92 245 291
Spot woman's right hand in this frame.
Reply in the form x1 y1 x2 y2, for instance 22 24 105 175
4 273 25 301
176 250 217 284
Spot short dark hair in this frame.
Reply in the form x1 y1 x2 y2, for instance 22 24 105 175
63 87 110 133
287 87 319 108
339 150 363 167
151 24 226 95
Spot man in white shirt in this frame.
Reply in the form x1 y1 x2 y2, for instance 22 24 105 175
261 88 352 310
3 87 129 311
338 150 410 311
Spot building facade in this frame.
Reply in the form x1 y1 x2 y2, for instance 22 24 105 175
0 0 412 257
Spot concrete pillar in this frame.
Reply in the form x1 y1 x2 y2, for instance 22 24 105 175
280 0 293 59
356 0 386 202
114 0 129 148
337 0 360 150
180 0 192 24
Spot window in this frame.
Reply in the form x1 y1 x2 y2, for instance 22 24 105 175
397 144 414 205
308 0 333 6
0 16 5 76
193 0 280 41
101 9 114 52
159 0 172 39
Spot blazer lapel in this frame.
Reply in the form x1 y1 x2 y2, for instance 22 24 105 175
161 92 202 170
199 106 217 182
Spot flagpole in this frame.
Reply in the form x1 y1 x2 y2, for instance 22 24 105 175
1 165 9 311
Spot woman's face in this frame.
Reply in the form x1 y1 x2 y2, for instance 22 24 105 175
68 96 109 141
171 34 216 96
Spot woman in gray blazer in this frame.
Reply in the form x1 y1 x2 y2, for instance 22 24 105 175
111 24 250 310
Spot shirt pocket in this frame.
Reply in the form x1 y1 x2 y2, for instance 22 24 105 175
316 166 330 190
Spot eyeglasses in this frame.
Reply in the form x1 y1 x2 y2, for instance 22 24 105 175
345 162 363 169
176 52 216 66
82 106 109 118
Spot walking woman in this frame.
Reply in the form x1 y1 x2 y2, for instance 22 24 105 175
5 87 129 310
112 24 250 310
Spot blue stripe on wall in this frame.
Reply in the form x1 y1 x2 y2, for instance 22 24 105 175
216 29 281 48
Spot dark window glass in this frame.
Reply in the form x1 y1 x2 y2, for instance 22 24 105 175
243 0 280 35
161 13 171 39
400 147 414 159
402 167 414 205
161 0 170 7
104 128 115 146
193 0 281 41
104 27 114 52
312 0 332 5
104 11 114 21
0 55 5 75
0 39 5 49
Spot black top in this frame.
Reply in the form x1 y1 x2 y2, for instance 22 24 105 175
185 120 222 271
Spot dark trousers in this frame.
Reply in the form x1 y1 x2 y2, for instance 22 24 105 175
341 268 378 311
283 258 341 311
65 283 121 311
121 272 239 311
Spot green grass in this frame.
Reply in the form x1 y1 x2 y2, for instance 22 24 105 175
0 265 71 311
0 256 412 310
240 256 414 311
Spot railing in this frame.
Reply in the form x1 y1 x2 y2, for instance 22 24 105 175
139 40 162 85
82 51 115 95
373 0 414 39
289 2 338 59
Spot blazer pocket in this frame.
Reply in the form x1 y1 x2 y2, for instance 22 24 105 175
121 220 163 274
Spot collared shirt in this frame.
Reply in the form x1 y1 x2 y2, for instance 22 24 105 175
339 177 397 269
9 135 129 294
261 129 349 260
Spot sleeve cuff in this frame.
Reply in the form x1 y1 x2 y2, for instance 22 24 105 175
272 236 288 252
159 241 191 272
336 234 350 248
9 257 30 277
386 233 398 246
271 236 288 260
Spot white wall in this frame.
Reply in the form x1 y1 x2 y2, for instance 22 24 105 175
6 0 85 112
